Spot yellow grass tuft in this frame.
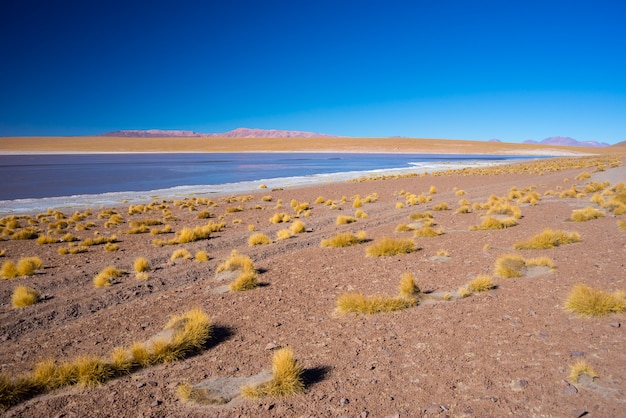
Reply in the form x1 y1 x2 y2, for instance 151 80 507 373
248 232 271 246
1 260 19 279
171 248 192 260
469 216 518 230
563 284 626 317
276 229 292 241
514 228 581 249
289 220 306 234
216 250 255 274
336 274 420 315
241 347 304 398
569 207 605 222
619 220 626 231
229 270 258 292
72 356 114 388
16 257 43 276
194 250 209 262
336 215 357 225
413 226 443 238
336 293 417 314
93 266 123 288
395 202 404 209
429 185 437 194
569 360 598 383
269 212 290 224
354 209 368 219
366 237 417 257
433 202 449 211
398 272 420 297
320 231 367 248
468 275 494 292
494 254 554 278
133 257 150 273
11 285 41 308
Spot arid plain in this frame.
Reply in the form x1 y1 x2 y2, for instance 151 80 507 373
1 136 625 417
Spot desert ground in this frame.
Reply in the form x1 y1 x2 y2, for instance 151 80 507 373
1 144 625 417
0 135 613 156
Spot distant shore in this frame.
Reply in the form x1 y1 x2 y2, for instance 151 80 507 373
0 135 610 156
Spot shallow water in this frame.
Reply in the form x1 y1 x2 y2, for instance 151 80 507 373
0 152 534 213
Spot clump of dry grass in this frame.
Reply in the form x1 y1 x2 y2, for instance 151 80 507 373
269 213 291 224
241 347 304 398
336 273 420 314
289 220 306 234
11 285 41 308
248 232 271 246
194 250 209 262
494 254 554 278
514 228 581 249
336 215 357 225
171 248 192 260
467 275 494 292
229 270 258 292
133 257 150 273
16 257 43 276
216 250 255 274
366 237 417 257
432 202 449 211
569 360 598 383
618 220 626 231
469 216 518 231
0 308 213 408
563 284 626 317
93 266 124 288
276 229 292 241
354 209 368 219
569 207 605 222
413 226 444 238
1 261 19 279
320 231 367 248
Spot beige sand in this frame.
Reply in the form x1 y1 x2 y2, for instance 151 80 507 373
0 135 612 155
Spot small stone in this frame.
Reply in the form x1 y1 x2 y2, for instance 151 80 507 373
572 409 588 417
227 366 239 373
265 342 279 350
264 403 275 410
570 351 584 357
140 322 149 329
563 385 578 395
609 322 621 328
147 381 158 387
340 397 349 405
151 400 162 407
136 382 146 388
423 405 441 414
360 411 369 418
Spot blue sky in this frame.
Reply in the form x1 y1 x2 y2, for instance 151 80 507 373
1 0 625 143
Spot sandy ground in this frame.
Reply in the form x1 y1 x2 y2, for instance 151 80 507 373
1 154 626 417
0 135 614 156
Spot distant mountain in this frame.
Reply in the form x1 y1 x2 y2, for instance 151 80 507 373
523 136 610 147
487 139 502 142
101 128 337 138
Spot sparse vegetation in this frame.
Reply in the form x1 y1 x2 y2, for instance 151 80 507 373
336 215 357 225
563 284 626 317
569 360 598 383
336 273 420 314
194 250 209 262
133 257 150 273
248 232 271 246
514 228 581 249
241 347 304 398
93 266 124 288
321 231 367 248
468 275 494 292
569 207 605 222
11 285 41 308
469 216 517 231
366 237 417 257
171 249 192 260
494 254 554 278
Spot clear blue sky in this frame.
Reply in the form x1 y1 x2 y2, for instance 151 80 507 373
1 0 625 143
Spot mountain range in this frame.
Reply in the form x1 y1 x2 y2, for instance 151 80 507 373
100 128 336 138
101 129 615 147
522 136 610 147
